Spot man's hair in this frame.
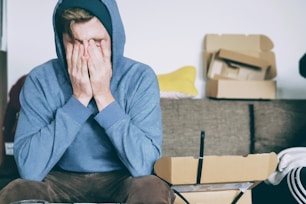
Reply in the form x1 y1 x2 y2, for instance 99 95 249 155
56 8 94 38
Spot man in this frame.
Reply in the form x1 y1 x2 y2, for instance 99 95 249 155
0 0 175 203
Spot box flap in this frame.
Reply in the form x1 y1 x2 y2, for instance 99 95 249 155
201 153 278 184
155 156 199 184
154 153 278 185
217 49 270 70
154 157 173 183
204 34 274 51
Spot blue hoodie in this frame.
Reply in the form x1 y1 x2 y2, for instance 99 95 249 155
14 0 162 181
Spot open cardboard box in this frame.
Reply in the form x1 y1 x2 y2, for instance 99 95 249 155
204 34 277 99
154 153 278 204
154 153 277 185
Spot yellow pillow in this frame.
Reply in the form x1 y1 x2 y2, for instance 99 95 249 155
157 66 198 99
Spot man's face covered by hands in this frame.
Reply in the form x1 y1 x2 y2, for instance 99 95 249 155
62 17 114 109
63 16 111 61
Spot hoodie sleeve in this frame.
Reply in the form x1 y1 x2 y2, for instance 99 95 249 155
95 67 163 177
13 74 92 181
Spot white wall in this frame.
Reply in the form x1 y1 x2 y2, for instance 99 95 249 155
0 0 7 51
7 0 306 99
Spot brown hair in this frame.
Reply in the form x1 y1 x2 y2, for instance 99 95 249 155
56 8 94 38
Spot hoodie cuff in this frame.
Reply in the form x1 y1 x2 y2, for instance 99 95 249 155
62 96 92 124
95 101 125 129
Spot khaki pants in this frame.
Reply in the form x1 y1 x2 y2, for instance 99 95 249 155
0 170 175 204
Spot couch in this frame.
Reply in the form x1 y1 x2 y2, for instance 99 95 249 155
1 98 306 202
160 98 306 203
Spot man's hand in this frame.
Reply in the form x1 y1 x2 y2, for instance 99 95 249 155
66 42 93 106
88 39 114 111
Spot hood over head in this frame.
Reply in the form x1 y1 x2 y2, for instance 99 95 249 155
56 0 112 38
53 0 126 74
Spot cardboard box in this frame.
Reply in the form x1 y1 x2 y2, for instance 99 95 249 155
204 34 277 99
206 79 276 100
154 152 277 185
155 153 277 203
174 190 252 204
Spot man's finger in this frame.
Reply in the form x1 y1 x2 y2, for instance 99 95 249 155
101 40 111 59
66 43 73 73
72 43 80 70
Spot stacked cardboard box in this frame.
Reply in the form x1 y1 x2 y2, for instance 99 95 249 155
204 34 277 99
154 153 278 204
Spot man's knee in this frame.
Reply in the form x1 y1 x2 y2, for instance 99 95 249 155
0 178 47 199
128 175 175 204
2 178 30 191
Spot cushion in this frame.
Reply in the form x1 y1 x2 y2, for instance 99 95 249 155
157 66 198 99
160 99 251 157
253 100 306 154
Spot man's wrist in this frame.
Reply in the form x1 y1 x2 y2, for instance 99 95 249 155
95 94 115 111
74 95 92 107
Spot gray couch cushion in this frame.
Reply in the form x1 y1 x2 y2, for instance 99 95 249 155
253 100 306 154
160 99 251 157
